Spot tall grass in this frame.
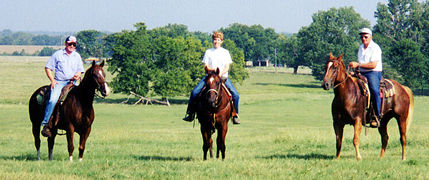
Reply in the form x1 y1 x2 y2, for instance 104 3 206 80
1 56 429 179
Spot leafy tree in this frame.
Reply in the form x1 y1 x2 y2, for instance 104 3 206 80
389 39 427 90
222 39 249 85
374 0 429 90
108 22 248 100
220 23 278 63
76 30 106 60
148 24 190 39
151 36 204 100
108 23 153 96
276 34 303 74
38 47 57 56
297 7 369 80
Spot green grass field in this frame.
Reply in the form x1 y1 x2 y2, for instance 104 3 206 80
1 56 429 179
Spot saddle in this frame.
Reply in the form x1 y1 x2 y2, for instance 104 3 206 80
195 83 237 117
36 83 75 128
354 73 395 122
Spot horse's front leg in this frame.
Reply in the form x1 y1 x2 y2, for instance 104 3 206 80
78 127 92 162
200 124 213 160
333 121 344 159
216 122 228 160
66 128 75 162
353 120 363 160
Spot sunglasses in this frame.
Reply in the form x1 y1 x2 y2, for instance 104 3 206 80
67 43 77 47
360 36 370 39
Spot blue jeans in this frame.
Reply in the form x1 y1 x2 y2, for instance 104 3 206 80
362 71 382 116
41 80 71 126
189 76 239 114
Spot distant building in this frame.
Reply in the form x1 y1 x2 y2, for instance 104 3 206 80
254 59 270 67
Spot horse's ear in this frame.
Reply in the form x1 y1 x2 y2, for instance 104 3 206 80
204 66 209 73
92 60 96 67
100 60 105 67
216 68 220 75
329 52 333 59
338 53 343 61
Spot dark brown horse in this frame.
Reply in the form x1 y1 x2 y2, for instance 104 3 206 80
322 53 414 160
196 67 234 160
29 61 110 161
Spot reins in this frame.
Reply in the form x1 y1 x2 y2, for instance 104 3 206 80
332 65 351 89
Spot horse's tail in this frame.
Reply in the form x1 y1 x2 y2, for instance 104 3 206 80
403 85 414 132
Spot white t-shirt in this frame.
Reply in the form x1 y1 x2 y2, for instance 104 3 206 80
202 47 233 78
357 40 382 72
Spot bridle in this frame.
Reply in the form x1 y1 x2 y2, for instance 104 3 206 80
91 67 108 98
327 60 349 89
206 79 222 109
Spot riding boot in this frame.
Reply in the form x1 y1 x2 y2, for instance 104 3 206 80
183 111 195 122
41 126 52 137
232 114 240 124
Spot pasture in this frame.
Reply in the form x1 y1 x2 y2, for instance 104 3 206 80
1 56 429 179
0 45 62 55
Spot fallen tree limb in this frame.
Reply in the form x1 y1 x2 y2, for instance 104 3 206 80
121 91 170 106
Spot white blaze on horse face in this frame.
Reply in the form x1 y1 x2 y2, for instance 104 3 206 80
209 77 215 84
327 62 333 70
98 70 104 78
104 82 110 96
98 70 110 96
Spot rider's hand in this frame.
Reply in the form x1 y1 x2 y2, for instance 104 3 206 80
349 62 359 69
50 80 58 89
73 73 81 81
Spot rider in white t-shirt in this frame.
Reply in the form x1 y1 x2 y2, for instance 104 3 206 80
183 31 240 124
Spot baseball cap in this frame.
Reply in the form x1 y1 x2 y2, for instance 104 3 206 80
359 28 372 35
65 36 77 43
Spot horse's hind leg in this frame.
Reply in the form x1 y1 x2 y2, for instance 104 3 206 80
397 116 408 160
378 116 390 158
32 124 41 160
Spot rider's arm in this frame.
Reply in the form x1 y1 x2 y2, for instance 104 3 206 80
358 61 378 69
349 61 378 69
220 63 230 77
45 67 57 89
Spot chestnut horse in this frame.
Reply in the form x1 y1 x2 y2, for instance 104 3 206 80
196 67 233 160
29 61 110 161
322 53 414 160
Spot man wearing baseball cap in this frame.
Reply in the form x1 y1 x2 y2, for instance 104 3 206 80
349 28 383 128
41 36 84 137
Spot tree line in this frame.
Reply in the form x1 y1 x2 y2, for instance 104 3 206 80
2 0 428 96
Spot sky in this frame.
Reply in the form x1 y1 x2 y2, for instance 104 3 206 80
0 0 388 34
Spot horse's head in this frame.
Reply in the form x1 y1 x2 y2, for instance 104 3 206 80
204 66 222 112
83 61 110 97
322 53 345 90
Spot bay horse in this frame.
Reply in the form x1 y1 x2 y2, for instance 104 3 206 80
29 61 110 161
322 53 414 160
196 67 234 160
